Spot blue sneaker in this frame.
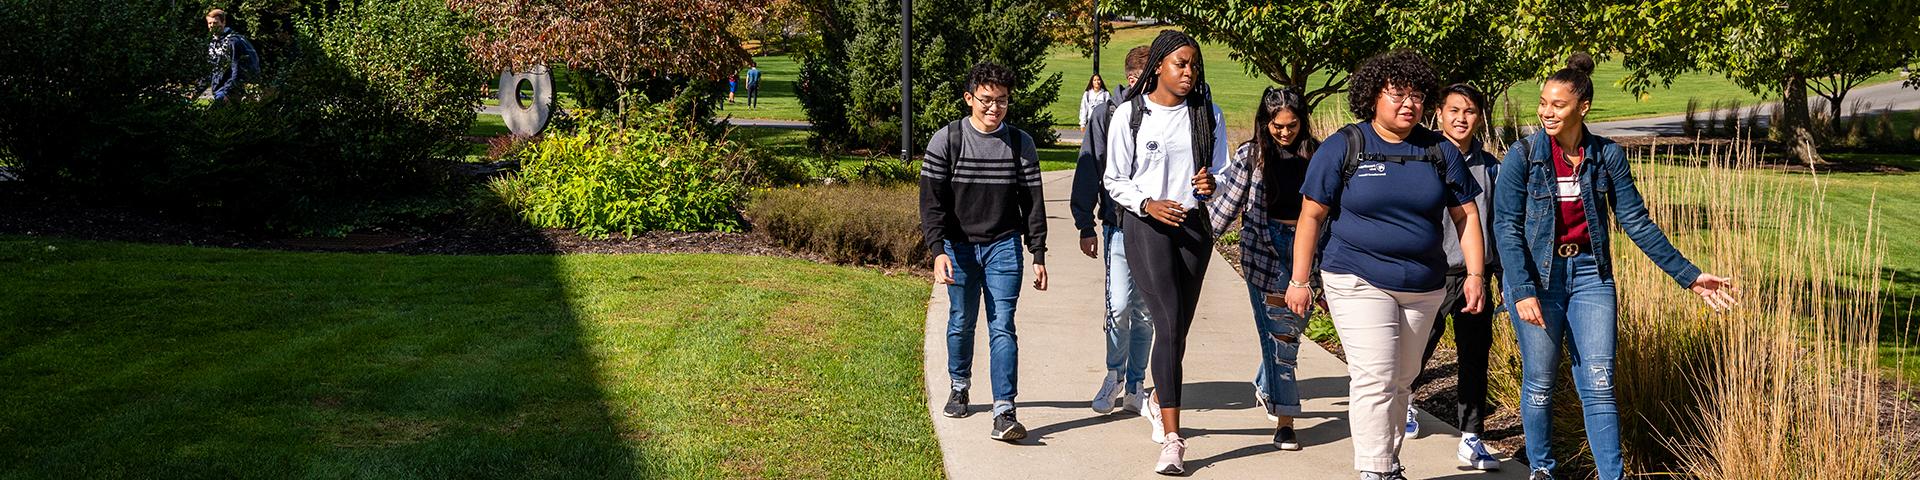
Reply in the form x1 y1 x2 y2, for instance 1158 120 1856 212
1457 436 1500 470
1404 406 1420 437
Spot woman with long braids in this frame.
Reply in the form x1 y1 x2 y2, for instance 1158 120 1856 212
1285 49 1487 480
1102 30 1226 475
1493 53 1737 480
1207 86 1319 452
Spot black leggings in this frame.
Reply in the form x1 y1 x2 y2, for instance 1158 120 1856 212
1123 209 1212 409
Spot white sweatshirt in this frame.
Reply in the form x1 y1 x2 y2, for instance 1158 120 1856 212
1102 96 1229 215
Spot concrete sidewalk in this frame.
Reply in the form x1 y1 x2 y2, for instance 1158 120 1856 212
920 170 1528 479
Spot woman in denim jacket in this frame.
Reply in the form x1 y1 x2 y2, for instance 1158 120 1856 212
1490 53 1738 480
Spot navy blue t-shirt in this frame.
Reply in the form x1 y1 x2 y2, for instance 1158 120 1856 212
1301 122 1482 292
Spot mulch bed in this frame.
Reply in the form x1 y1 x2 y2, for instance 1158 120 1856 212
0 197 821 260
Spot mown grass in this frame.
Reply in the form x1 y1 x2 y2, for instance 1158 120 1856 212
0 239 939 478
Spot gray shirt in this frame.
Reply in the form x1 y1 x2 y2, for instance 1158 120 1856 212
1443 140 1500 273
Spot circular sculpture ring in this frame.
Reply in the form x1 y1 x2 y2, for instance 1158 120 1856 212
497 65 554 137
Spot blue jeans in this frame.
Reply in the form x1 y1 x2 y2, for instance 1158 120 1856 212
1103 225 1153 393
946 235 1024 413
1249 222 1304 417
1510 253 1621 479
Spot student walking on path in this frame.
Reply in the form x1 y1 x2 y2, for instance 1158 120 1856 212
1492 53 1737 480
1079 74 1113 132
1410 82 1505 471
1206 86 1319 453
1071 46 1155 417
923 62 1050 442
1102 30 1225 476
1285 49 1489 480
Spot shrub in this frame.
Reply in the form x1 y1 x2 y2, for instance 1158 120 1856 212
0 0 203 192
1683 99 1701 137
0 0 482 233
498 105 756 237
748 183 927 266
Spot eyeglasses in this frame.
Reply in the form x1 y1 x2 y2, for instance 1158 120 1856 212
972 95 1010 109
1383 89 1427 106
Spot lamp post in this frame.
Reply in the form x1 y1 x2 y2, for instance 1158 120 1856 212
900 0 913 162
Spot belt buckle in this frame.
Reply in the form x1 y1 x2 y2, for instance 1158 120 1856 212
1557 243 1580 258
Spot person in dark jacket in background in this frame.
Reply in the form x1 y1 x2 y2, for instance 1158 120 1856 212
204 9 258 102
923 61 1049 443
1070 45 1153 418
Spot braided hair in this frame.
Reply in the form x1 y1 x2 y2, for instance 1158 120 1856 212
1127 30 1215 178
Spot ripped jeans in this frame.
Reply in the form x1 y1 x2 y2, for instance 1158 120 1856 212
1511 252 1621 479
1248 222 1305 417
1247 282 1304 417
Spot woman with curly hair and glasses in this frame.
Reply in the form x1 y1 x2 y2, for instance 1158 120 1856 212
1284 49 1488 480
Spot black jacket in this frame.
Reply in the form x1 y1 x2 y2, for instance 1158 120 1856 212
1069 88 1125 238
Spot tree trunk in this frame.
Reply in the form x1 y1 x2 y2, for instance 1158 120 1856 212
1781 75 1825 165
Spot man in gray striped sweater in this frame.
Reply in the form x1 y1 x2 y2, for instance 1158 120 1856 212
920 61 1049 442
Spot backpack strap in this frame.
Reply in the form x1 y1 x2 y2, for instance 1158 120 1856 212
942 120 964 183
1338 124 1366 184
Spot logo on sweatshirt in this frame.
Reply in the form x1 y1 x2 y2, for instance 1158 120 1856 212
1145 141 1159 151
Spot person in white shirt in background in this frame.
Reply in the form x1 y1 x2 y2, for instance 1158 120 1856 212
1079 74 1112 132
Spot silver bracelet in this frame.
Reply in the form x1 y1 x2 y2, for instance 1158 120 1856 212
1287 280 1311 289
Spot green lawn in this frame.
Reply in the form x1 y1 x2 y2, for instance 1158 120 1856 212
718 24 1901 134
0 240 939 478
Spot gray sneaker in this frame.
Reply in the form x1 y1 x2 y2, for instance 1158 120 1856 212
1092 370 1123 414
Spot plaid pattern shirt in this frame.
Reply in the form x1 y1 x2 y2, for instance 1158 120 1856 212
1208 143 1294 294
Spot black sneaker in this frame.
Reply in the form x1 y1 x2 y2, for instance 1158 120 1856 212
943 389 970 418
1273 426 1301 451
989 410 1027 441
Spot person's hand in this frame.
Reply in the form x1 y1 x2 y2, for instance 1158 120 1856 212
1513 297 1544 328
1080 236 1098 259
1463 275 1486 314
1144 199 1187 227
1192 170 1216 197
1690 273 1739 311
1285 284 1314 318
1033 264 1049 291
933 254 954 285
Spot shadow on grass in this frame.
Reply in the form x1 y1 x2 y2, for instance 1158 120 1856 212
0 226 641 478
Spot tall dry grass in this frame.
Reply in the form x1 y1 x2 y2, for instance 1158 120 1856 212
1484 137 1915 478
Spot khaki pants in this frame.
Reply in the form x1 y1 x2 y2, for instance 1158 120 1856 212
1322 272 1447 473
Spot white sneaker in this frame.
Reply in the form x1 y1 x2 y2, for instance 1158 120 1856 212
1092 371 1123 414
1142 391 1165 444
1155 432 1186 475
1458 436 1501 470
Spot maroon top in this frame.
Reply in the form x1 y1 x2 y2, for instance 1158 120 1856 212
1552 141 1591 248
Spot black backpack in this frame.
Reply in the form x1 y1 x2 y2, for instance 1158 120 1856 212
1337 123 1452 188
